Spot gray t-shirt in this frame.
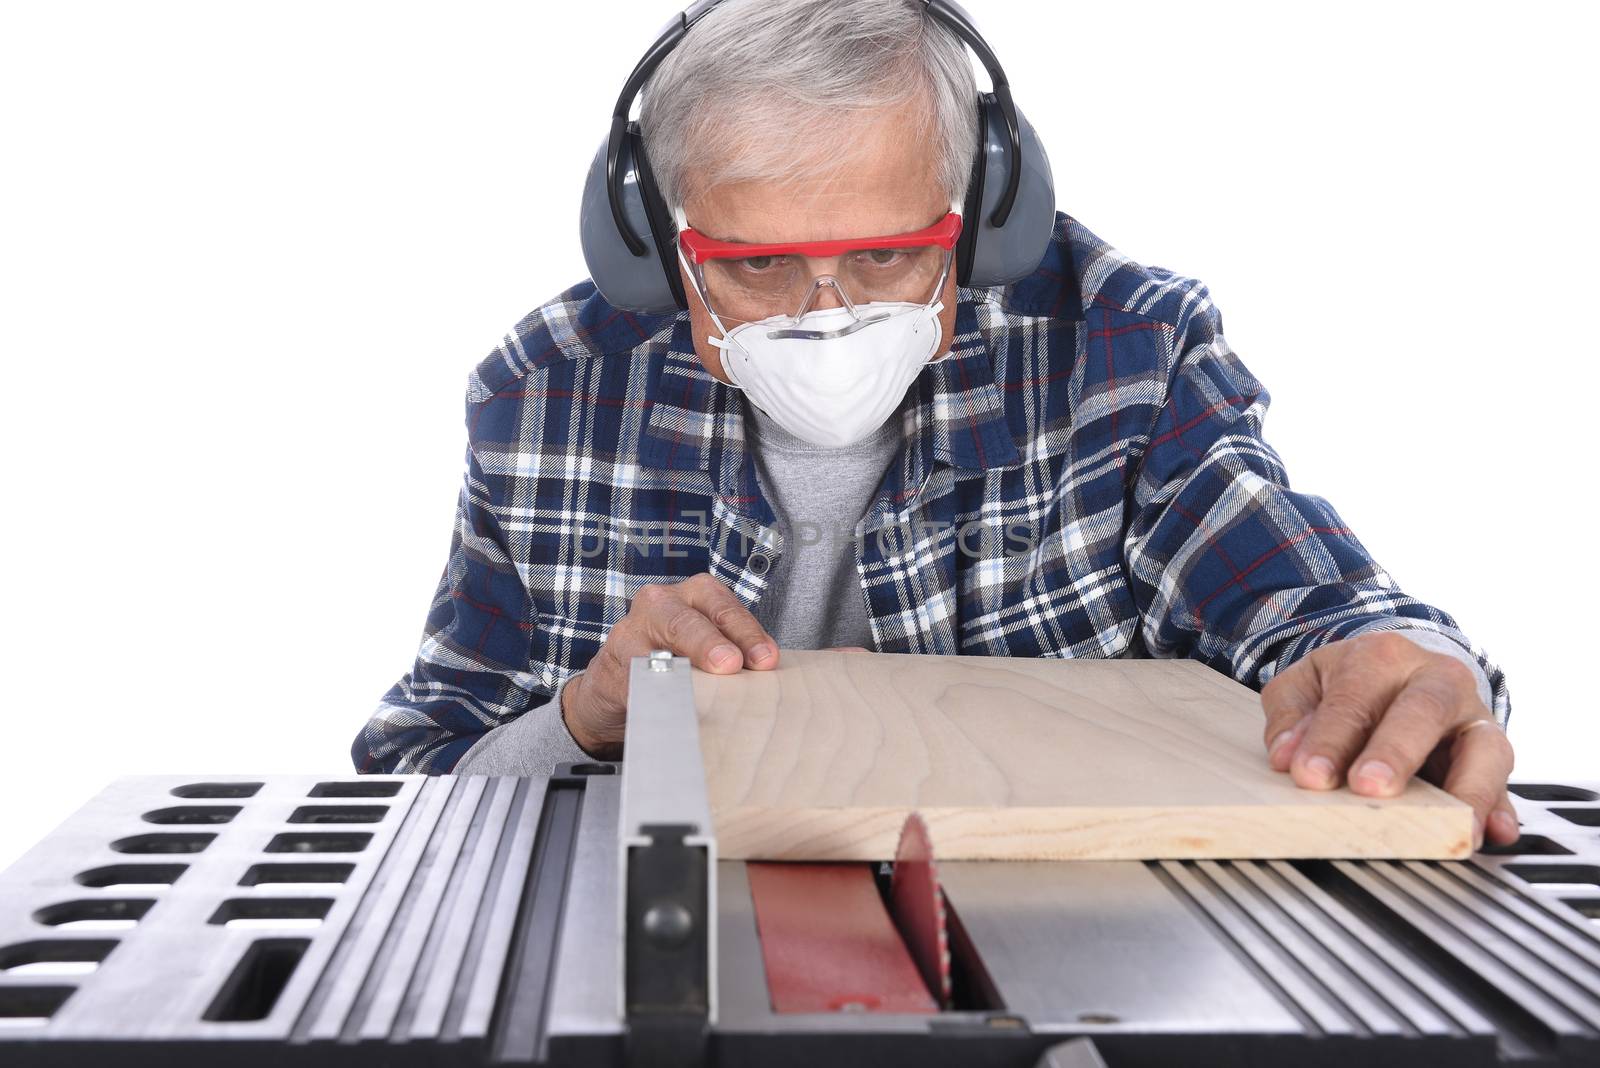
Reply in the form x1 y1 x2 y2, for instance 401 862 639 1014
744 396 903 650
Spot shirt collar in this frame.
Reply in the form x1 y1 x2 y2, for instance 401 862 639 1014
637 316 726 475
638 296 1023 476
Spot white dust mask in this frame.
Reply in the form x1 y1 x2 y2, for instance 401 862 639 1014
680 247 948 448
711 299 944 448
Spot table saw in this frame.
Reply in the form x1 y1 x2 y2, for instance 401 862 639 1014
2 653 1598 1067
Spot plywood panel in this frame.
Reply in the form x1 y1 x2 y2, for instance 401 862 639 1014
691 650 1473 861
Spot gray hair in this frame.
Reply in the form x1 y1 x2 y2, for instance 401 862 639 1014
640 0 979 215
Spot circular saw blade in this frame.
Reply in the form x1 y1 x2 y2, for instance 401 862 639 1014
888 811 951 1007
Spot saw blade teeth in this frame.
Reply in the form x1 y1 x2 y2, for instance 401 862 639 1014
890 811 951 1007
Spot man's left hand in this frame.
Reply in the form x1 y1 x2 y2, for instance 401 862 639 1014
1260 631 1517 851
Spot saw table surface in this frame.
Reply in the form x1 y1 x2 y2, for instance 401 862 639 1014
692 650 1474 861
1 653 1591 1068
1 763 1599 1067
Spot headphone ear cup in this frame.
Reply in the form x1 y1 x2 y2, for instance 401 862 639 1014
954 93 990 286
963 97 1057 288
578 129 684 314
629 123 688 311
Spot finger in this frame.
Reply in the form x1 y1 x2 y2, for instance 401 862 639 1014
1261 658 1323 771
1290 640 1411 790
681 573 779 669
559 670 620 757
581 622 643 720
560 640 633 759
583 641 628 715
1438 719 1516 850
1486 789 1521 848
632 583 743 672
1346 663 1474 798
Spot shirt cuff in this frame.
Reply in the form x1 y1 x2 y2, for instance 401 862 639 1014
1382 629 1495 712
453 671 596 776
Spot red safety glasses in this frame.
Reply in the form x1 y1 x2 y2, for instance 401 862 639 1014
677 212 962 326
677 212 963 265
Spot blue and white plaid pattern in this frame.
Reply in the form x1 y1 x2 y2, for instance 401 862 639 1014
353 212 1509 774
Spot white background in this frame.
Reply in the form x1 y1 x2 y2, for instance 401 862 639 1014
2 1 1596 871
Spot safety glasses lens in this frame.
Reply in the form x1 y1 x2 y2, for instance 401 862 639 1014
694 245 951 324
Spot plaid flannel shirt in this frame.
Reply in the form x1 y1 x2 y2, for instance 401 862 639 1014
352 211 1510 775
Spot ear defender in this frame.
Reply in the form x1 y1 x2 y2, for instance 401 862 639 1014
956 96 1055 288
579 119 686 315
579 0 1056 313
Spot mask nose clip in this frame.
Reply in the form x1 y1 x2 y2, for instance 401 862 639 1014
765 276 890 341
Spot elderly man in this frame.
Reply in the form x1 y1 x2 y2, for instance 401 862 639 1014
353 0 1517 850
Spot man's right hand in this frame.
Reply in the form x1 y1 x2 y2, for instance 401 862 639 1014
560 573 778 759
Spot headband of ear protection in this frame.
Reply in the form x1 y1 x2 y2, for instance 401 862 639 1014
578 0 1056 315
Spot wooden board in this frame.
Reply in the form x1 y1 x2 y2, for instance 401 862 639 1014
691 650 1473 862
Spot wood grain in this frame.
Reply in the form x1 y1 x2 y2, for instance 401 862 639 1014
691 649 1474 861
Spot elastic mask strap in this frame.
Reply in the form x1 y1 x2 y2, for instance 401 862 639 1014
674 241 747 366
925 297 952 365
924 220 956 364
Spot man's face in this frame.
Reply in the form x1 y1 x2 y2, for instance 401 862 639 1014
676 112 959 385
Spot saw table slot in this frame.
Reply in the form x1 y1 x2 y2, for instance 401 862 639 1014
1511 785 1600 803
0 940 118 978
0 987 74 1027
140 806 241 825
489 778 585 1064
32 899 154 931
168 782 262 799
237 862 354 887
1504 865 1600 895
263 832 372 854
73 863 187 889
207 898 333 930
1552 808 1600 827
306 780 403 798
201 937 310 1022
110 832 215 854
286 805 389 824
1479 835 1575 857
